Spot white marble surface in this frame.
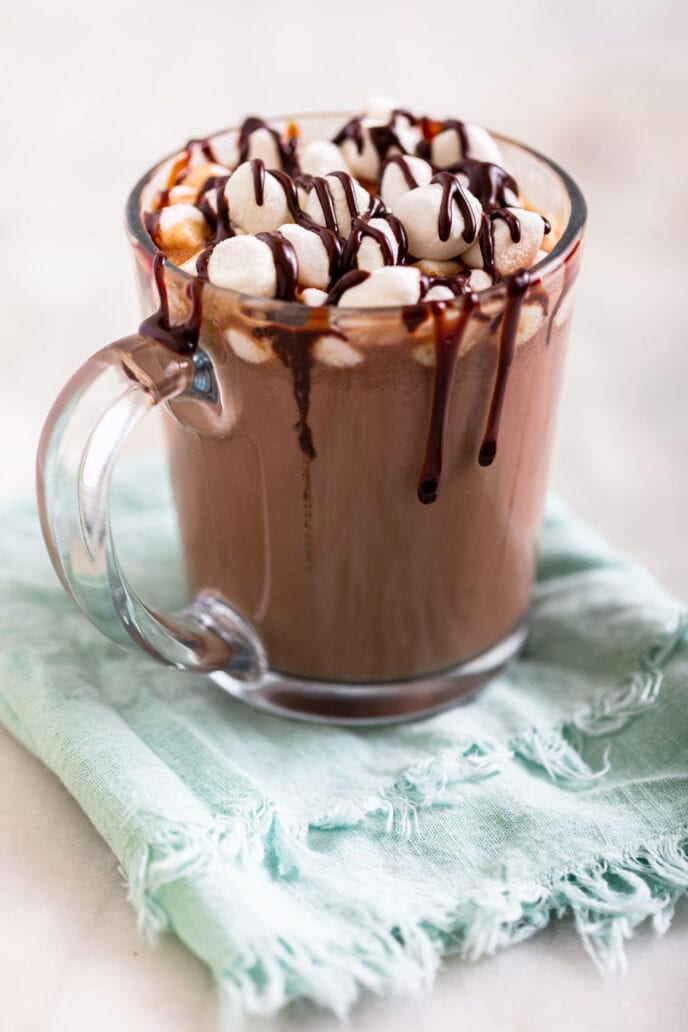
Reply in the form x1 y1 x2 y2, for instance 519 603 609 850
2 1 688 1028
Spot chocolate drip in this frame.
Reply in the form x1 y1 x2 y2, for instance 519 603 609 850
379 153 422 192
418 295 478 504
478 270 530 466
343 214 408 270
330 170 366 229
325 268 369 305
310 176 339 232
478 209 523 276
333 110 417 167
446 159 519 211
430 171 478 244
139 253 203 355
256 232 299 301
238 116 299 174
420 269 473 298
260 327 317 458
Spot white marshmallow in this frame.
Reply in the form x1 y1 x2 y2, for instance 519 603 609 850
206 236 276 297
277 223 331 290
225 327 274 364
339 107 420 182
424 285 456 302
226 162 293 234
305 174 370 237
463 208 546 276
468 269 494 291
380 156 433 209
300 287 329 306
157 204 210 259
431 123 505 168
242 126 284 169
211 130 240 169
299 139 348 178
355 218 401 272
314 335 363 367
337 266 422 308
394 180 482 260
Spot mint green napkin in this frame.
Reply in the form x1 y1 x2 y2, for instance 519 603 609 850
1 457 687 1018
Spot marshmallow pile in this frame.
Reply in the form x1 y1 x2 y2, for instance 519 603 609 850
145 101 555 308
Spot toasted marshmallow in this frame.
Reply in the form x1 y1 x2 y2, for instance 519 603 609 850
300 287 329 306
299 139 348 178
356 218 401 272
463 208 546 276
206 236 276 297
414 258 462 276
337 266 421 308
277 223 331 290
431 123 505 168
305 173 371 237
180 161 231 190
226 162 294 234
157 204 210 263
394 181 482 260
163 184 199 206
380 156 433 209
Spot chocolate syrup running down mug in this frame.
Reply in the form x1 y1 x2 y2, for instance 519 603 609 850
36 113 586 723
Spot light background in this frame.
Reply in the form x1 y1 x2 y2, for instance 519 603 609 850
1 1 687 1029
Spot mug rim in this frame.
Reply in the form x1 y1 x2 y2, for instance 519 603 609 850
124 111 587 316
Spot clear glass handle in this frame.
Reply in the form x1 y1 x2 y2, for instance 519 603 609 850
36 335 267 681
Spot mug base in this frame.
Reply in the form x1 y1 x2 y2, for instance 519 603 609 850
209 622 528 725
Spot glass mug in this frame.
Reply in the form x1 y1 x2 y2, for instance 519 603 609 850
36 114 586 723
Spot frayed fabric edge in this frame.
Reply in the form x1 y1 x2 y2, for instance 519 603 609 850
124 824 688 1019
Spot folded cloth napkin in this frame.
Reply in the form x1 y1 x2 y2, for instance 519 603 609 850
1 457 687 1019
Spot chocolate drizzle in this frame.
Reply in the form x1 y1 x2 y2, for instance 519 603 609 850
478 209 523 276
380 153 421 191
343 214 408 270
446 159 518 210
430 171 478 243
478 269 530 466
250 158 266 205
139 253 203 355
333 111 413 167
325 269 369 305
417 118 470 162
256 233 299 301
417 295 478 504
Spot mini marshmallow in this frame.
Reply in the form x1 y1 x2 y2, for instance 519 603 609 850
226 162 294 234
211 130 240 169
414 258 462 276
453 169 519 208
394 181 482 260
299 139 348 178
431 123 505 168
424 285 456 302
305 174 371 237
339 106 420 182
313 335 363 367
462 207 546 277
206 236 276 297
300 287 329 306
356 218 401 272
156 204 210 262
468 269 494 291
225 327 274 364
180 161 231 190
337 266 421 308
380 156 433 209
242 126 285 169
277 223 331 290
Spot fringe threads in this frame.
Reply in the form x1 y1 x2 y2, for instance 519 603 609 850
120 615 688 1017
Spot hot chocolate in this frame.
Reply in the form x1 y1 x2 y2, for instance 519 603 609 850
130 103 581 684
